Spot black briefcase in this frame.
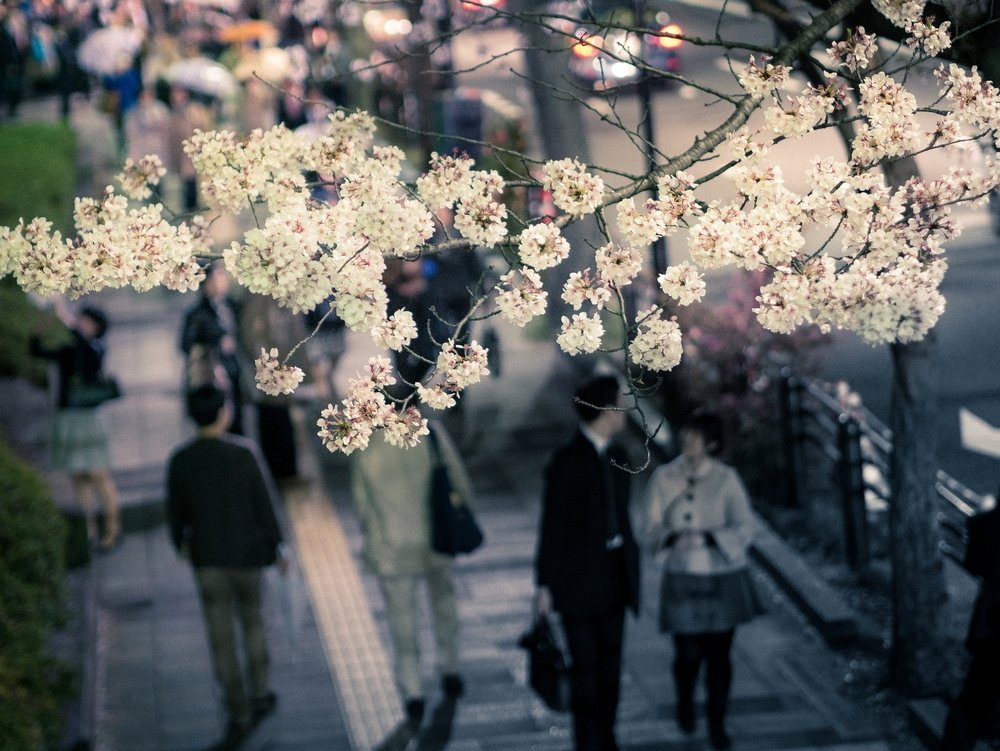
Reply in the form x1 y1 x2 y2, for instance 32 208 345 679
518 614 571 712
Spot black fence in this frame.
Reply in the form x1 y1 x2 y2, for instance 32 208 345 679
779 370 989 575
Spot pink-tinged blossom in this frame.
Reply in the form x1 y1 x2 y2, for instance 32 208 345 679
628 307 682 372
117 155 166 201
496 268 548 326
372 309 418 351
872 0 924 28
364 355 397 388
906 17 951 56
382 406 429 447
658 262 706 306
255 347 305 396
557 313 604 355
828 27 878 73
517 222 570 270
454 192 508 246
416 382 458 410
562 269 612 310
316 380 391 454
306 110 376 177
595 243 643 288
436 341 490 389
541 158 605 216
416 152 477 208
737 56 791 97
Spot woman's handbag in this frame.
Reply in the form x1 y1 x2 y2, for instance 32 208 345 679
66 372 122 408
518 614 571 712
427 428 484 556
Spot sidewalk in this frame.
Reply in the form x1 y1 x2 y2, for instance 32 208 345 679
1 281 918 751
2 96 923 751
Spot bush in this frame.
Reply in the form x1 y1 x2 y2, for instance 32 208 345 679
0 439 71 750
655 270 831 499
0 122 76 236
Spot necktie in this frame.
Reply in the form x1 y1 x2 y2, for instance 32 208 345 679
602 449 623 549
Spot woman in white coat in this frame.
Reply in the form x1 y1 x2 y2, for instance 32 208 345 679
644 410 762 750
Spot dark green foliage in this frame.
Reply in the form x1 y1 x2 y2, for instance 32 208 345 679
0 122 76 236
0 278 71 385
0 439 71 750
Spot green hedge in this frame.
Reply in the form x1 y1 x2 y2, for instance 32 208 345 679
0 439 71 750
0 121 77 386
0 122 75 236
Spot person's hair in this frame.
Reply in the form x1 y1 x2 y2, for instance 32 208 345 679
681 409 725 455
186 384 227 427
79 305 109 338
574 375 620 424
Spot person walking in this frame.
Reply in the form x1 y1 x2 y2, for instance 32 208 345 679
348 408 470 731
534 374 641 751
180 262 247 435
643 410 762 751
940 501 1000 751
166 384 286 750
30 301 121 550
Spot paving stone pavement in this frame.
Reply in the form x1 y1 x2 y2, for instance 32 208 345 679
1 95 923 751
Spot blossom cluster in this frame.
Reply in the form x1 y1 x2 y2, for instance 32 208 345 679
255 347 305 395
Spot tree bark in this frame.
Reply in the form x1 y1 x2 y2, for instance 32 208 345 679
888 334 949 696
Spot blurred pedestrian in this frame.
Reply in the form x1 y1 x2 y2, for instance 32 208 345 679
303 294 346 403
166 384 287 750
349 402 471 731
30 301 121 550
384 257 434 386
534 374 641 751
940 500 1000 751
124 85 171 164
239 292 305 479
168 83 213 212
643 409 762 750
0 3 29 118
180 262 247 435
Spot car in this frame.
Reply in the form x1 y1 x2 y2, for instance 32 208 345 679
560 2 683 92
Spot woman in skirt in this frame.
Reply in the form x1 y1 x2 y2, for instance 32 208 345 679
643 410 763 750
31 303 121 550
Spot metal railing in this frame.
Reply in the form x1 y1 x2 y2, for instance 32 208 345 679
779 370 988 574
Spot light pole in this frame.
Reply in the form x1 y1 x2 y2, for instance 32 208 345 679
634 0 668 275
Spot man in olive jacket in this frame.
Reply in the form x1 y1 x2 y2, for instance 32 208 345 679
535 375 641 751
167 385 285 749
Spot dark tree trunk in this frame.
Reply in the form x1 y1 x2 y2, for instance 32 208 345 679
888 334 949 696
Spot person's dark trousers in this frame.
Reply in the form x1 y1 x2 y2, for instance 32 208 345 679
940 647 1000 751
562 607 626 751
673 630 735 735
182 177 198 213
256 403 297 479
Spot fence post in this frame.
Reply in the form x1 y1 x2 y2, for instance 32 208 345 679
778 368 800 508
837 415 870 575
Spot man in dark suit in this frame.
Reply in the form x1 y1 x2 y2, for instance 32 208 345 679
941 503 1000 751
180 262 246 435
535 374 641 751
167 385 286 750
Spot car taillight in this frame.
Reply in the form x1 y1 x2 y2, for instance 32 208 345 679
655 23 683 50
572 32 603 58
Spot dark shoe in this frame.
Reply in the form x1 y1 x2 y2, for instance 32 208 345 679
441 673 464 698
251 691 277 725
405 697 425 731
208 721 251 751
709 724 732 750
676 697 695 734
